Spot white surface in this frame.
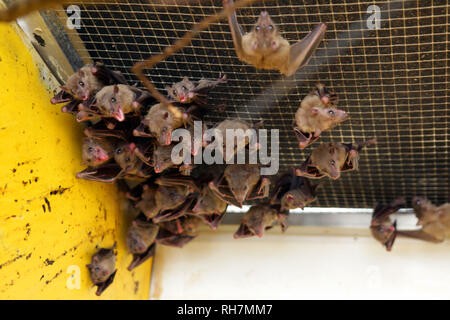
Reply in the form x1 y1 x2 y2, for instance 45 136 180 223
150 226 450 299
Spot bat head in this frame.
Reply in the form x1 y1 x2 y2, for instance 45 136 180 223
311 106 349 131
153 144 174 174
412 197 438 225
281 189 315 210
313 83 338 106
126 220 159 254
114 142 139 173
95 85 132 122
146 104 183 146
82 138 111 166
252 11 280 52
311 143 343 180
166 77 196 103
242 205 277 238
66 66 101 101
86 250 116 284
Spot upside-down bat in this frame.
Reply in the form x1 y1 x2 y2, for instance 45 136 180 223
166 74 227 106
127 218 160 271
86 246 117 296
208 164 270 208
114 141 153 178
153 143 194 175
370 198 405 251
78 84 153 122
81 127 127 167
50 62 127 114
271 168 321 211
191 185 228 230
223 0 327 76
133 103 185 145
294 84 348 149
295 138 377 180
234 203 288 238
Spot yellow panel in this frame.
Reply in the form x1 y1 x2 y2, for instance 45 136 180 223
0 23 151 299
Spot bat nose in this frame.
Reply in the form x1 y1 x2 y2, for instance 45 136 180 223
260 11 268 17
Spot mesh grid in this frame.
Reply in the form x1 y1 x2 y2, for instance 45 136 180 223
55 0 449 208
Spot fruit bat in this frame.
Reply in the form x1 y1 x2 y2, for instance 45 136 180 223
86 246 117 296
50 62 127 114
191 185 228 230
78 84 153 122
294 84 348 149
153 143 193 175
114 141 153 178
81 127 127 167
165 74 227 106
134 184 159 220
223 0 327 76
157 216 203 248
127 218 159 271
234 203 288 238
370 198 405 251
295 138 377 180
208 164 270 208
133 103 185 145
271 168 321 211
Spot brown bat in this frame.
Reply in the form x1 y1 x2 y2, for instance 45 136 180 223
191 185 228 230
134 184 159 220
127 218 160 271
234 203 288 238
114 141 153 178
208 164 270 208
370 198 405 251
206 119 262 162
224 0 326 76
86 246 117 296
133 103 185 145
166 74 227 106
51 62 127 114
294 84 348 149
157 215 203 247
78 84 152 122
295 138 377 180
271 168 321 211
81 127 127 167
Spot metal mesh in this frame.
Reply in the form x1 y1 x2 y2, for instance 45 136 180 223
54 0 449 208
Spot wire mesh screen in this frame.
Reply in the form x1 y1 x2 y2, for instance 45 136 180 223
55 0 449 208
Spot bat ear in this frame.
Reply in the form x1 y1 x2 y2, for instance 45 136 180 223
82 137 90 143
114 85 119 94
93 256 99 263
78 69 85 77
311 108 319 115
182 76 189 82
165 85 171 93
329 146 335 155
163 112 169 120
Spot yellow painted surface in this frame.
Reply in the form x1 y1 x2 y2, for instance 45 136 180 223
0 23 151 299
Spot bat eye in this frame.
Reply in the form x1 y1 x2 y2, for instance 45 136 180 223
267 25 273 31
94 266 101 272
330 160 336 166
78 81 84 87
87 147 94 153
181 86 187 91
255 25 260 31
328 110 335 116
415 199 421 205
116 148 122 155
111 97 116 103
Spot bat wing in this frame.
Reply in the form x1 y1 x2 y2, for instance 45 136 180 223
295 158 325 179
50 89 73 104
293 126 320 149
153 197 195 223
61 99 81 115
156 228 197 248
233 223 255 239
92 62 128 85
95 270 117 296
128 243 156 271
76 164 124 183
247 177 270 201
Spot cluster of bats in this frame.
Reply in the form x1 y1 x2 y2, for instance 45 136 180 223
46 0 449 296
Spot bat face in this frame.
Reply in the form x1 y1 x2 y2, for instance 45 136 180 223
313 107 349 131
96 85 134 121
126 220 159 254
86 249 116 284
224 164 260 205
235 204 278 238
252 11 280 52
166 77 196 103
311 143 347 180
82 138 112 167
412 197 437 225
153 144 174 173
144 104 183 145
65 66 102 101
114 142 140 174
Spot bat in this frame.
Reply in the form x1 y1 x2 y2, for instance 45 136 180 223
127 218 160 271
114 141 153 178
79 84 153 122
234 203 288 238
134 184 159 220
191 185 228 230
156 216 202 248
223 0 326 76
165 74 227 106
81 127 127 167
208 164 270 208
270 168 321 211
133 103 185 145
294 84 348 149
295 138 377 180
86 246 117 296
370 198 405 251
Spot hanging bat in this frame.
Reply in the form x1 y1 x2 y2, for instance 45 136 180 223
157 216 203 248
370 198 405 251
294 84 348 149
133 103 185 145
127 218 160 271
191 185 228 230
86 246 117 296
223 0 326 76
152 143 193 175
234 203 288 238
114 141 153 179
295 138 377 180
206 119 262 162
78 84 153 122
208 164 270 208
81 127 127 167
271 168 321 211
166 74 227 106
134 184 159 220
